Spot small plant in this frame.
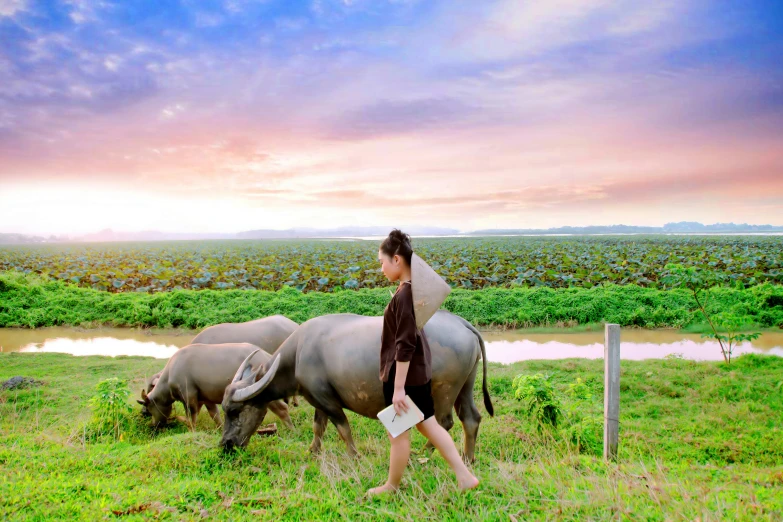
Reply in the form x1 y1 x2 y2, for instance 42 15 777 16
700 313 761 364
566 377 592 401
513 373 562 430
565 415 603 455
87 378 134 441
662 264 762 364
561 377 602 455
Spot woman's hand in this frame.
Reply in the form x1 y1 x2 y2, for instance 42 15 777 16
392 388 409 416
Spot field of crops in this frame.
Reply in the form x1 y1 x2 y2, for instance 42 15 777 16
1 236 781 293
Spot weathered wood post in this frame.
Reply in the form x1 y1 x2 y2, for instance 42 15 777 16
604 323 620 461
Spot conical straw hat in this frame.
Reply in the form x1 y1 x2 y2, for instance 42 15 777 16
410 252 451 330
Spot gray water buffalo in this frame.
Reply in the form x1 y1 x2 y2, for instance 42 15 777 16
191 315 298 350
138 343 294 430
220 310 493 462
139 315 299 415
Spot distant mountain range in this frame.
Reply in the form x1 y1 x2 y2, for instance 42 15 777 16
237 226 460 239
466 222 783 235
1 222 781 244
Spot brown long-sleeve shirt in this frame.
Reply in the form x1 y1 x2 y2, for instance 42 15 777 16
379 281 432 386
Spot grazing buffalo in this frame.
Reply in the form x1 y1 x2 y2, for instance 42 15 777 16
138 343 294 430
139 315 299 416
220 311 493 462
139 371 163 417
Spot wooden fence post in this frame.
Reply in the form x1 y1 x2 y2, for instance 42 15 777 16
604 323 620 461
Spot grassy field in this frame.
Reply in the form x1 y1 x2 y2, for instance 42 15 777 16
3 271 783 330
1 351 782 520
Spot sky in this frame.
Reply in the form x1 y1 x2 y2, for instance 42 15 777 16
1 0 782 235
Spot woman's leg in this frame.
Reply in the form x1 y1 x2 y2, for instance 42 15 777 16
416 417 479 490
367 430 412 495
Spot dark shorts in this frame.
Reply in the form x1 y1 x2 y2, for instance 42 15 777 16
383 363 435 421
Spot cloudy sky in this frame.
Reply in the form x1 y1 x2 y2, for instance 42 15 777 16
1 0 782 234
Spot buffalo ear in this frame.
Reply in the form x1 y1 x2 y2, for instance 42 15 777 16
231 354 281 402
136 399 146 405
241 364 255 382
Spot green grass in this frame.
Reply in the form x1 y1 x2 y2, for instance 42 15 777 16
3 271 783 329
1 352 781 520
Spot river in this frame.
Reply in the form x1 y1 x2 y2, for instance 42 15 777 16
1 327 781 363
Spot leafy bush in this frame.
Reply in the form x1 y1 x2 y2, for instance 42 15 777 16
567 377 593 401
513 373 562 430
514 374 603 455
86 378 134 442
565 415 603 455
563 377 602 455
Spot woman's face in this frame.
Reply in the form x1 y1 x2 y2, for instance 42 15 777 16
378 249 402 282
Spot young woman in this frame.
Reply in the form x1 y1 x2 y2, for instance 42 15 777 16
368 229 479 495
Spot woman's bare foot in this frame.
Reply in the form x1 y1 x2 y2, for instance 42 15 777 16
366 483 398 496
458 475 479 491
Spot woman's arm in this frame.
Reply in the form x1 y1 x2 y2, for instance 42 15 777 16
392 361 410 415
392 287 417 415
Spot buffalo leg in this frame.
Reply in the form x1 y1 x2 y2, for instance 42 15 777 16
268 400 295 429
301 385 357 455
188 402 200 430
177 401 199 430
454 365 482 463
309 409 328 454
205 403 222 426
327 410 357 457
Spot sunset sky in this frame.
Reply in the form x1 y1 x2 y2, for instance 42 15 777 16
1 0 782 235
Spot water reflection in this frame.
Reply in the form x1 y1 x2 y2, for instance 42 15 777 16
0 327 194 358
0 326 781 363
17 337 181 358
480 329 783 363
483 339 783 364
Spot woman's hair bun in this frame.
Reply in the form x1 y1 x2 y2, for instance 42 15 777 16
388 229 410 245
380 228 413 265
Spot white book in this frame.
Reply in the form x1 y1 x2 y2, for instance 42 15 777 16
377 396 425 438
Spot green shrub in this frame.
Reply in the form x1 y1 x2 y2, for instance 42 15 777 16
86 378 134 442
565 415 603 455
514 373 604 455
566 377 593 401
563 377 602 455
513 373 562 430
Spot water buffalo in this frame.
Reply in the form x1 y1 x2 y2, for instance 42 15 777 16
139 315 299 415
138 342 294 430
191 315 298 349
220 310 493 462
